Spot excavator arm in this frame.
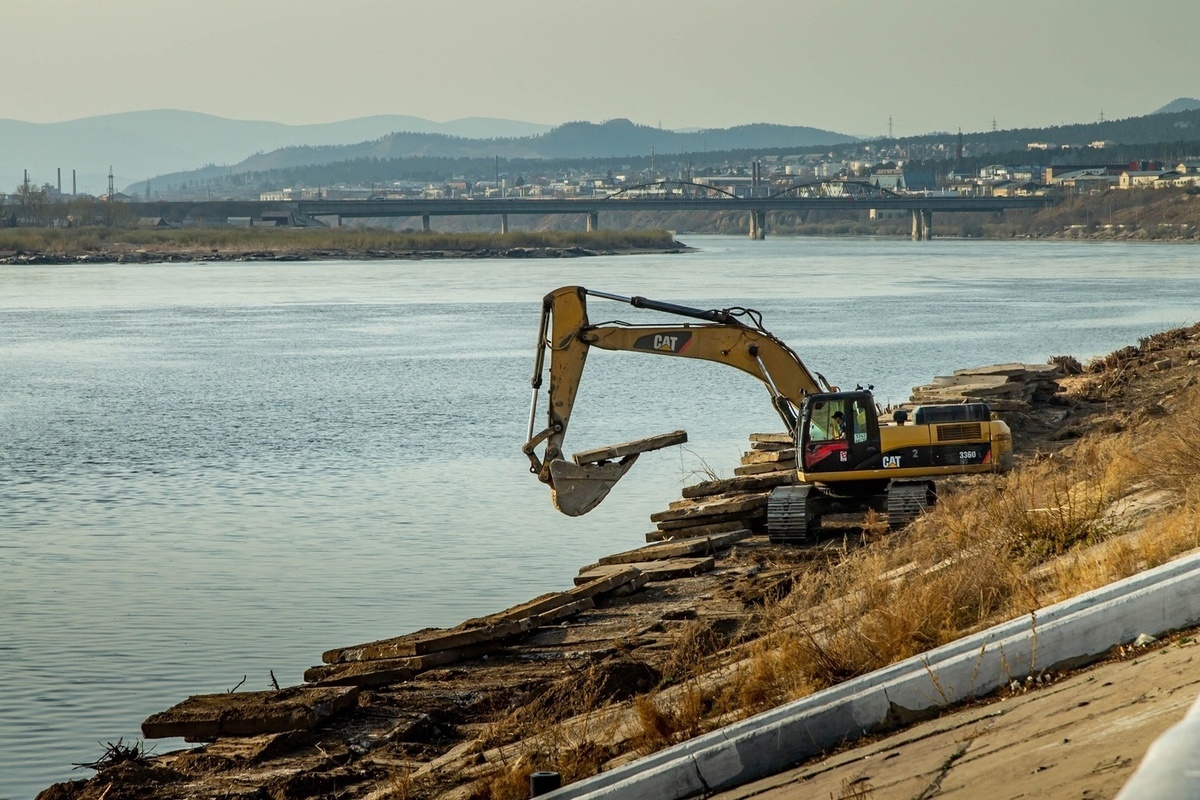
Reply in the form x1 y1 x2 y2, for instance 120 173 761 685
522 285 834 516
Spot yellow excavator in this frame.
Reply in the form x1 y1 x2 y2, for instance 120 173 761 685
522 285 1014 542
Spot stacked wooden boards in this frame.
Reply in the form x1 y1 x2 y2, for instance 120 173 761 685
646 433 796 543
906 363 1063 412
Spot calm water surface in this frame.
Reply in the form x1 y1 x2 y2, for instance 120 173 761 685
3 236 1199 798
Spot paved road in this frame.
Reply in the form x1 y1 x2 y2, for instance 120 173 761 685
709 637 1200 799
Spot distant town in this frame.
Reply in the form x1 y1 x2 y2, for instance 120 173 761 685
6 142 1198 216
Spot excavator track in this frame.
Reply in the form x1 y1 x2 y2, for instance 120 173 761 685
886 480 935 528
767 485 819 544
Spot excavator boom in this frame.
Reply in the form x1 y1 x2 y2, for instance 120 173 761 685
523 286 832 516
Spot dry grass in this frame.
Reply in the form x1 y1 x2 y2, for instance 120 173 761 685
467 664 628 800
621 383 1200 757
465 382 1200 797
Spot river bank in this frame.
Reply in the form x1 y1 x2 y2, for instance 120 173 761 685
0 228 688 265
35 322 1200 800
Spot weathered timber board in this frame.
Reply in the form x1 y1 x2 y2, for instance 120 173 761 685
142 686 359 740
312 603 602 685
656 510 755 531
574 557 715 585
650 491 769 523
953 362 1061 378
305 660 417 688
460 592 576 627
927 374 1014 389
681 471 797 500
568 566 646 599
748 432 792 444
738 448 797 465
321 573 644 668
307 638 517 686
588 529 751 569
645 519 750 542
572 430 687 465
183 731 314 768
733 460 796 477
323 618 534 664
750 439 795 451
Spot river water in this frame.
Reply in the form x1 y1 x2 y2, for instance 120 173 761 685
2 235 1199 798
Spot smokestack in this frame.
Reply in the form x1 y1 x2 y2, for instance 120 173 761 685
73 170 77 196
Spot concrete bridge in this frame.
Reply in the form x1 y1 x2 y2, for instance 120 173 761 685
128 183 1054 241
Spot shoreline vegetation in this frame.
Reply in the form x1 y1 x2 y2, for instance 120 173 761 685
0 229 688 265
3 189 1200 264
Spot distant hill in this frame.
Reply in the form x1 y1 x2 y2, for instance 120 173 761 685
138 118 858 192
1155 98 1200 114
236 118 858 167
0 110 552 193
13 99 1200 199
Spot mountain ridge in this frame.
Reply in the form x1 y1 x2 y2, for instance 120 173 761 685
7 100 1200 197
0 110 554 192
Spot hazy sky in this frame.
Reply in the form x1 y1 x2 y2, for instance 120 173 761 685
8 0 1199 137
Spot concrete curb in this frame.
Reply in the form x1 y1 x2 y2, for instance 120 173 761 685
547 550 1200 799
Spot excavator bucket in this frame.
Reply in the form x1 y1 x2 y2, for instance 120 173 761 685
549 457 640 516
549 430 688 517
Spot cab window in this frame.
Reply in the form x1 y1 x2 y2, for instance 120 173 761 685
808 401 848 442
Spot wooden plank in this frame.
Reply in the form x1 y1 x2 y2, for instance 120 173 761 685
751 440 795 451
322 618 534 664
532 597 595 624
307 641 504 685
460 592 575 627
748 432 792 444
196 731 315 766
650 491 770 523
568 566 646 600
952 362 1044 377
656 510 754 531
574 557 715 585
681 472 796 500
572 430 687 465
142 686 359 740
645 519 749 542
734 460 796 477
305 660 417 687
739 448 796 465
589 529 751 568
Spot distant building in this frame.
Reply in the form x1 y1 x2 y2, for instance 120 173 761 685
259 188 321 202
1119 170 1177 189
258 211 296 227
869 168 905 192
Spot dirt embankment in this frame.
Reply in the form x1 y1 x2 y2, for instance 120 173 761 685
36 324 1200 800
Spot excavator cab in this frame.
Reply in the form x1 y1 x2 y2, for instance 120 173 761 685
798 391 882 475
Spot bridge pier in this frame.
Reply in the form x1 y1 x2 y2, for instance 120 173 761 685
586 212 599 232
748 209 766 240
422 214 431 233
911 209 932 241
500 214 509 234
